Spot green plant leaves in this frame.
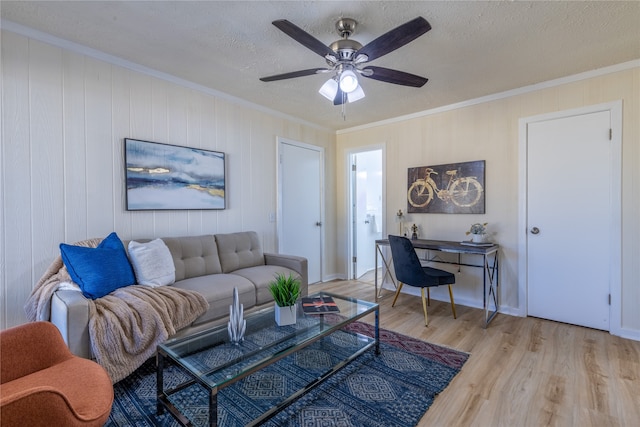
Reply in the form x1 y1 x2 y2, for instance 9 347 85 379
268 273 301 307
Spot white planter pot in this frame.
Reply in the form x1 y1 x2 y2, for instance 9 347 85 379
472 233 485 243
274 303 297 326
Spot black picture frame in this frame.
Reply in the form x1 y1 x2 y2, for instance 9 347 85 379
124 138 226 210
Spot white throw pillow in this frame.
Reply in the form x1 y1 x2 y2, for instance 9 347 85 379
127 239 175 287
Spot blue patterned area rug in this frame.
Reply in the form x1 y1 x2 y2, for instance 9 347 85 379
106 322 468 427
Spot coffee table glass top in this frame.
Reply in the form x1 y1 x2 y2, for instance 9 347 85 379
159 291 378 389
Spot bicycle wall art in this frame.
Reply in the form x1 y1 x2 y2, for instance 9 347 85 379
407 160 485 214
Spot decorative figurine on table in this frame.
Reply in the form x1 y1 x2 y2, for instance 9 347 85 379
228 287 246 344
411 224 419 240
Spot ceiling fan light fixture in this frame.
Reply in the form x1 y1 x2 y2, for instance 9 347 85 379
319 78 339 100
339 70 359 93
262 16 431 110
347 85 365 103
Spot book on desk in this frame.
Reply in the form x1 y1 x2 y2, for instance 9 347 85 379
302 296 340 314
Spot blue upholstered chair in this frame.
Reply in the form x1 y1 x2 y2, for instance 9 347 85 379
388 235 457 326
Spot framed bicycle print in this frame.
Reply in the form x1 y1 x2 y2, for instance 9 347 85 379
407 160 485 214
124 138 226 210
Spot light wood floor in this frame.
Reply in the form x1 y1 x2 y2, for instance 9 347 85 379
311 279 640 427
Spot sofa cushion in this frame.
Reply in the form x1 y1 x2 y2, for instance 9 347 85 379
161 236 222 281
172 274 256 326
216 232 264 273
231 266 301 305
128 239 175 287
59 232 135 299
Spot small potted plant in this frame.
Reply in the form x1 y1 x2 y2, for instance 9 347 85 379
466 222 488 243
268 273 301 326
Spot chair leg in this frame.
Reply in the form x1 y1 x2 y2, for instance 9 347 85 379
421 288 429 326
448 285 457 319
427 288 431 306
391 282 404 307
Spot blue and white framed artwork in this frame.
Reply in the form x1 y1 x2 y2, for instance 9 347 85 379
124 139 226 210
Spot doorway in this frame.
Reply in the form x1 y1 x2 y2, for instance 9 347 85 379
518 102 621 332
278 138 324 284
349 147 384 280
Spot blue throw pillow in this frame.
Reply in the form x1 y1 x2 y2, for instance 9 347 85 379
60 232 136 299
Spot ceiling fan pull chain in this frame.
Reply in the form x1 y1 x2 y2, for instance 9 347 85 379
341 94 348 121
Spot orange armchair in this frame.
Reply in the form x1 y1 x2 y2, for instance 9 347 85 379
1 321 113 426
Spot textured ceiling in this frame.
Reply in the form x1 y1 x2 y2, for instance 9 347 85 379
2 1 639 130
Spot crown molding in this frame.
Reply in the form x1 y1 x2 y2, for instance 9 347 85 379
1 19 332 133
4 19 637 137
337 59 640 135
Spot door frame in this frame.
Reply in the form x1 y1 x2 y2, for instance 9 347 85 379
346 144 386 281
277 137 325 283
517 101 622 334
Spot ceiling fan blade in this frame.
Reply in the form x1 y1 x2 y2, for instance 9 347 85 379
272 20 336 59
361 66 428 87
333 87 347 105
355 17 431 62
260 68 327 82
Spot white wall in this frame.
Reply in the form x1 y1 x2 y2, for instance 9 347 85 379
1 30 336 329
336 66 640 337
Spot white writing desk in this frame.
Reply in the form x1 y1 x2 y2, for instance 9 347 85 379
375 238 499 327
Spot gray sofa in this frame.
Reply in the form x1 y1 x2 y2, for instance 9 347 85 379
50 231 308 359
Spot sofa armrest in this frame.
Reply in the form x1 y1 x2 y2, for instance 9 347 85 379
50 290 91 359
264 253 309 297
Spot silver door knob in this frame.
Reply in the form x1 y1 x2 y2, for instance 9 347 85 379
530 227 540 235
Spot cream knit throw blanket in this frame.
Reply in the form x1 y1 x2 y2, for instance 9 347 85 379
25 238 209 383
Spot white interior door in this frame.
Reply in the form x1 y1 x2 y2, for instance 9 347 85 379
278 140 323 284
526 110 614 330
351 150 383 279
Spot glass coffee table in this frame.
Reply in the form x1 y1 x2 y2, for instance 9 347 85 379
157 291 379 426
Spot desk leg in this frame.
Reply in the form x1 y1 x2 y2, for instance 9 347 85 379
483 252 499 328
375 243 379 302
375 243 396 301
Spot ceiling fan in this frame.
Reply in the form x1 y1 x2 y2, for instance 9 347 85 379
260 17 431 105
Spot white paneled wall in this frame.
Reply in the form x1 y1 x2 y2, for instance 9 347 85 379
1 31 336 329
